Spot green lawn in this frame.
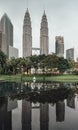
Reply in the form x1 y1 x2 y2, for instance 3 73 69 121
0 74 78 82
48 75 78 82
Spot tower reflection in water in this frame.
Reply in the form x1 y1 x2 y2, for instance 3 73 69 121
67 94 75 109
0 82 77 130
56 101 65 122
22 100 31 130
0 98 74 130
40 103 49 130
22 100 49 130
22 100 67 130
0 97 17 130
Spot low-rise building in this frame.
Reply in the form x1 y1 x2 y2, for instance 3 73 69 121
9 45 18 59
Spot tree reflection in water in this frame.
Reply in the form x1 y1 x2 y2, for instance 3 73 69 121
0 82 78 130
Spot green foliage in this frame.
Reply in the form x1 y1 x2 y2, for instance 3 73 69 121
58 57 70 72
30 54 46 68
0 50 7 74
67 59 74 69
44 54 58 69
0 52 75 75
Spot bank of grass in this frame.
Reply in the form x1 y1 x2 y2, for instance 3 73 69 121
0 75 45 82
0 74 78 82
48 75 78 82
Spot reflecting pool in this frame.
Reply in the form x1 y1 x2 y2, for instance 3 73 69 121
0 82 78 130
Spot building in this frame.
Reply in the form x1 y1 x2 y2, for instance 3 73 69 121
9 45 18 59
66 48 74 61
40 11 49 55
0 21 7 54
0 31 7 54
1 13 13 57
23 8 32 57
55 36 64 57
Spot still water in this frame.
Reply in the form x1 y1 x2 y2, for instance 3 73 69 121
0 82 78 130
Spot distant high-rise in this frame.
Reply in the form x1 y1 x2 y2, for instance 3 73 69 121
0 21 7 54
23 8 32 57
55 36 64 57
40 11 49 55
1 13 13 56
0 31 7 54
66 48 74 61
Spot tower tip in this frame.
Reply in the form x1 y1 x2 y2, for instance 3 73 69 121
26 8 29 12
44 10 45 15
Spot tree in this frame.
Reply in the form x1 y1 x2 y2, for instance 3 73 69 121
0 50 7 74
58 57 69 72
67 59 74 69
16 57 32 75
23 58 32 75
29 55 39 74
44 54 58 71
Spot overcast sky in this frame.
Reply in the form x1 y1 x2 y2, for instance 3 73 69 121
0 0 78 58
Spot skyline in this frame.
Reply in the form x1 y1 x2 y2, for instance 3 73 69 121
0 0 78 59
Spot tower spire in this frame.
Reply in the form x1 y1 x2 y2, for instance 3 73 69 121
23 9 32 57
44 10 45 15
27 8 29 12
40 12 49 55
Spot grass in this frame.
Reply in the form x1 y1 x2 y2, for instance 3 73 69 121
48 75 78 82
0 74 78 82
0 75 21 82
0 75 45 82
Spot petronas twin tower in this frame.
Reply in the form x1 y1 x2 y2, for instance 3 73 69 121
23 8 32 57
23 8 49 57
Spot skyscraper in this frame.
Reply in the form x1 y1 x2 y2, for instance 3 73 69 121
0 31 7 54
1 13 13 56
66 48 74 61
40 11 49 55
23 8 32 57
55 36 64 57
0 21 7 54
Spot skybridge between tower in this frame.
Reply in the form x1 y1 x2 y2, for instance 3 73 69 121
32 47 40 55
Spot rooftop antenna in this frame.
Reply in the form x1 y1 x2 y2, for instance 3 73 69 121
44 10 45 15
42 0 46 13
26 0 29 9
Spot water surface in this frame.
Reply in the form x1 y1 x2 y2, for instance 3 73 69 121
0 82 78 130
